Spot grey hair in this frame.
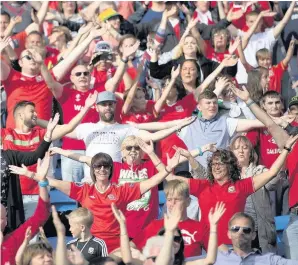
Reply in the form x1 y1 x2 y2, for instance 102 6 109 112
142 236 165 258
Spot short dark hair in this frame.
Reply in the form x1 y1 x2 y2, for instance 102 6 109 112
228 212 256 231
261 90 283 104
207 149 241 184
89 256 115 265
0 10 10 21
13 101 35 117
90 153 114 182
197 90 217 102
27 30 43 38
211 27 231 49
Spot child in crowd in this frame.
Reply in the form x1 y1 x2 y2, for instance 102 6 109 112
66 207 108 262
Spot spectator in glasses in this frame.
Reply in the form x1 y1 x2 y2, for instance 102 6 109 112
213 212 297 265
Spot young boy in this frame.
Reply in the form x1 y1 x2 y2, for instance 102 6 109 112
288 95 298 126
256 39 296 93
66 207 108 261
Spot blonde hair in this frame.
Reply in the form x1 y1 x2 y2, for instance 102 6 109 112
164 179 190 199
67 207 94 228
21 242 53 265
256 48 271 62
173 35 201 60
121 135 144 160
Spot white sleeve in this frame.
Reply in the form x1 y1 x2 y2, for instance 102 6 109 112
75 123 91 140
127 125 140 137
264 28 276 49
226 118 239 137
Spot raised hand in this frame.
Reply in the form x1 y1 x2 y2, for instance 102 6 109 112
146 77 160 90
28 48 44 64
136 138 154 155
166 149 181 172
228 36 241 55
164 5 178 19
215 77 230 93
52 205 66 235
227 8 244 22
178 116 197 129
89 26 107 39
37 152 51 181
230 85 250 102
0 36 11 53
260 9 277 17
186 16 200 31
9 164 30 177
172 146 191 158
164 204 182 232
208 202 226 225
78 22 93 35
122 40 140 59
49 147 63 156
85 91 98 108
11 16 23 25
15 226 31 265
111 203 126 225
202 143 217 153
222 55 238 67
284 134 298 149
46 113 60 134
178 3 191 16
171 64 181 80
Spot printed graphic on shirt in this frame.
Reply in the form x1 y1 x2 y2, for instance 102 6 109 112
181 229 197 245
85 132 121 148
118 168 151 211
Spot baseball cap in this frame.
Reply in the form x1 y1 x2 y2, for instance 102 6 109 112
96 91 117 104
94 41 112 54
289 96 298 108
98 8 121 22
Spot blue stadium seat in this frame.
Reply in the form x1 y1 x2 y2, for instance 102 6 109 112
158 191 166 219
50 189 77 212
274 215 290 256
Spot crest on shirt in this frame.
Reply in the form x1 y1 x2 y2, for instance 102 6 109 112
228 186 236 193
268 137 276 144
35 76 44 82
108 194 116 200
88 247 94 254
75 94 81 102
175 105 184 112
4 134 13 142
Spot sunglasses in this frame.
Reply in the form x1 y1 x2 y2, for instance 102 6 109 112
21 54 33 61
174 235 182 243
125 146 141 151
92 164 111 170
74 71 89 77
230 226 252 234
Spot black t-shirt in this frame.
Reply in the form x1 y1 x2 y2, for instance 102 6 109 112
67 236 108 262
279 1 298 55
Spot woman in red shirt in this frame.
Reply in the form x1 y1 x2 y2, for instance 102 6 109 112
15 141 181 252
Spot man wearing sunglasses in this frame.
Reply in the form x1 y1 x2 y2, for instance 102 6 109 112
213 212 297 265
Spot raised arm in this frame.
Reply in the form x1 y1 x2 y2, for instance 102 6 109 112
282 39 296 67
140 150 181 194
52 27 107 82
0 41 12 81
253 135 298 191
3 16 22 38
51 91 97 140
49 147 92 166
105 40 140 92
273 0 296 39
154 65 180 115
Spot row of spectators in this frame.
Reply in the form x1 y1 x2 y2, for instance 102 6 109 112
1 1 298 265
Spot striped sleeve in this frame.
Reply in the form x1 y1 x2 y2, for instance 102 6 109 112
93 237 109 257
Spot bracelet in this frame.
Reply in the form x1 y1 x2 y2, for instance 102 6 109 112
165 166 172 173
246 99 255 108
197 146 203 156
39 179 49 187
120 57 128 63
284 146 292 152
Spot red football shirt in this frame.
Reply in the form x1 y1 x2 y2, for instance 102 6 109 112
69 182 141 252
189 178 255 245
158 94 197 122
121 100 156 124
2 69 53 128
133 218 209 258
1 127 46 194
57 87 99 150
246 129 280 168
111 161 158 238
286 143 298 209
268 62 287 93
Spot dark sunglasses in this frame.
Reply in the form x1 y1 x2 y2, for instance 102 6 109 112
147 256 157 262
174 236 182 243
74 71 89 77
230 226 252 234
21 54 33 61
125 146 141 151
92 164 111 170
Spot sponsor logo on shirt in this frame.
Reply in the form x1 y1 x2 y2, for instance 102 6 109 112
268 137 277 144
181 229 197 245
75 94 81 102
35 76 44 82
89 195 95 199
228 186 236 193
88 247 94 254
175 105 184 112
108 194 116 200
266 148 281 155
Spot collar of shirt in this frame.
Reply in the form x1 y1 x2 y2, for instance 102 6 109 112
199 113 219 123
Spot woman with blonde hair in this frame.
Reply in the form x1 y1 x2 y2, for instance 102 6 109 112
229 135 278 253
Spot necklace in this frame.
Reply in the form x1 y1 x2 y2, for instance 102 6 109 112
76 236 93 253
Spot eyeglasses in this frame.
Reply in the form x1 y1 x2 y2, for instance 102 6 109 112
74 71 89 77
147 256 157 262
174 236 182 243
211 162 226 168
21 54 33 61
230 226 252 234
213 33 227 38
92 164 111 170
125 146 141 151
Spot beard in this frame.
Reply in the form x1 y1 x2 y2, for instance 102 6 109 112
24 118 36 128
233 236 252 250
99 111 114 122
